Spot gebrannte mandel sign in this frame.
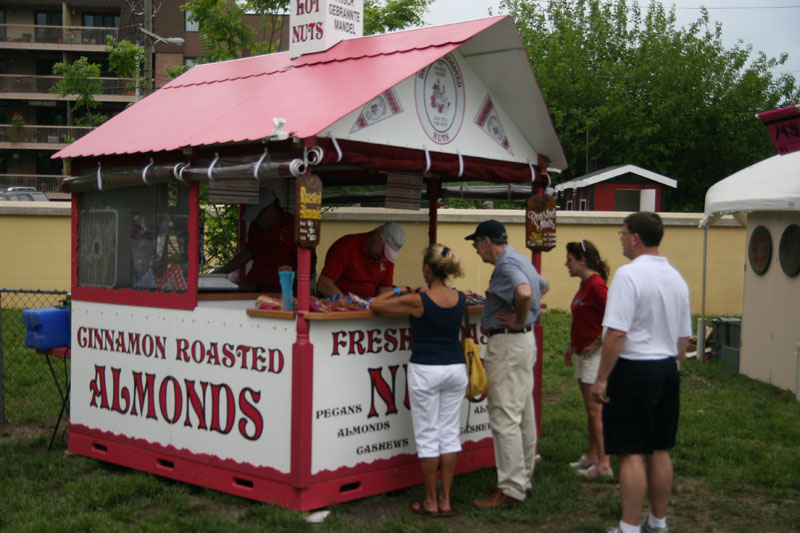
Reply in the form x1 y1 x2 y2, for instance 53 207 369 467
290 0 364 58
70 301 293 472
308 317 491 474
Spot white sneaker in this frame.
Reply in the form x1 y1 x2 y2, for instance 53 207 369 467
641 521 668 533
578 464 614 479
569 454 596 469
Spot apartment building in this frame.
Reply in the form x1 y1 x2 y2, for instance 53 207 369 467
0 0 287 194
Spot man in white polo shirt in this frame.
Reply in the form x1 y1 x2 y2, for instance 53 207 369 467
591 212 691 533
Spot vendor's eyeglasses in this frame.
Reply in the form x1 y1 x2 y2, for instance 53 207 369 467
618 230 632 237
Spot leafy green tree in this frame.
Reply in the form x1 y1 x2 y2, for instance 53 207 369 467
105 35 147 94
181 0 433 64
182 0 289 62
501 0 799 211
364 0 434 35
50 57 107 126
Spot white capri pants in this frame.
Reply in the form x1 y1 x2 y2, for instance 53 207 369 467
407 362 468 459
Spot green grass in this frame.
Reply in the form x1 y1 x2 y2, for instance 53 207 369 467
1 309 799 532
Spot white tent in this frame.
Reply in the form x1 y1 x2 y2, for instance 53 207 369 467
701 150 800 227
699 150 800 397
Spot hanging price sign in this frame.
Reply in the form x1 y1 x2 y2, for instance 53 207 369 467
295 174 322 248
526 194 556 252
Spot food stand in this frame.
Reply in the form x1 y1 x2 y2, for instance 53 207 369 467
54 14 566 511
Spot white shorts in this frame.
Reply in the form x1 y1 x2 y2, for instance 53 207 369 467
407 362 468 459
575 346 601 384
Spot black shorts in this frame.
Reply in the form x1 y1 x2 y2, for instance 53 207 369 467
602 357 680 455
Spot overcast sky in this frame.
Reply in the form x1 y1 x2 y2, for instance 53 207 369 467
422 0 800 79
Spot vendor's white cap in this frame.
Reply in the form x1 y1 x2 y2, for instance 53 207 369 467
381 222 405 263
243 190 277 221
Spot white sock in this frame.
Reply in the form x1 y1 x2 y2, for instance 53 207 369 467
619 521 640 533
648 513 667 529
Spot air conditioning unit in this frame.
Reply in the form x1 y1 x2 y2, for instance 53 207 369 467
78 209 132 288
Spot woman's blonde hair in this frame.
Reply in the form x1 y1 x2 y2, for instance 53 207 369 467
423 243 464 282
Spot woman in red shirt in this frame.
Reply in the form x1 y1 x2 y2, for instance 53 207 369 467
564 240 611 479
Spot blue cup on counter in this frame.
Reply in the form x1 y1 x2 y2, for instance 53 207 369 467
279 270 295 310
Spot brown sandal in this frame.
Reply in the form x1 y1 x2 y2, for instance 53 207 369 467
411 501 439 518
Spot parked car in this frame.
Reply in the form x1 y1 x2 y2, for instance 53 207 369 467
0 187 49 201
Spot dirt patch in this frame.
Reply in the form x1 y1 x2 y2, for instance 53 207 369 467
0 422 51 441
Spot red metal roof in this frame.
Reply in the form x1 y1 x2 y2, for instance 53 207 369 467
56 17 503 159
54 16 566 171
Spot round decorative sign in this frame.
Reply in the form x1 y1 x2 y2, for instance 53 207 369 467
414 53 465 145
748 225 772 276
778 224 800 277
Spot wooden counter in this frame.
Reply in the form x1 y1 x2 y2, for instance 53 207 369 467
246 306 484 321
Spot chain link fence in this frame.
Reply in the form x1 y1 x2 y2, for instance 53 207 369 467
0 289 70 427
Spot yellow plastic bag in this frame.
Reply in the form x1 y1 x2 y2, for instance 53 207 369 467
463 336 487 398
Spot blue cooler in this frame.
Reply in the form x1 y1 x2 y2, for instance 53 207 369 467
22 306 71 350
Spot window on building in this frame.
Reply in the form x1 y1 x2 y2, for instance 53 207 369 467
36 151 63 175
0 9 6 39
35 105 67 126
34 11 62 42
614 189 640 211
184 57 198 66
82 13 120 28
580 198 587 211
566 200 573 211
36 57 59 76
185 10 199 32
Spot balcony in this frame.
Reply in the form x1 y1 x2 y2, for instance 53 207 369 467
0 125 93 150
0 174 67 193
0 24 119 52
0 74 137 103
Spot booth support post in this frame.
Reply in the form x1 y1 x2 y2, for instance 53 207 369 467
530 155 548 438
291 225 314 496
236 204 247 282
427 177 440 245
697 224 708 362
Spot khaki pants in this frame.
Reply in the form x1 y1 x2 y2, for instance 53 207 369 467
484 330 537 501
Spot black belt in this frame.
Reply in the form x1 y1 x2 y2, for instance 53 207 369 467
486 326 533 337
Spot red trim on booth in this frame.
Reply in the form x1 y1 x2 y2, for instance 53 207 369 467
308 436 493 482
314 138 551 185
531 156 547 438
69 423 293 482
69 423 494 511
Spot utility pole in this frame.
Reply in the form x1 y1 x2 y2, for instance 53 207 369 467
143 0 153 89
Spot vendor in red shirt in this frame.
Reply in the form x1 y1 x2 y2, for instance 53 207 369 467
214 190 296 292
317 222 405 299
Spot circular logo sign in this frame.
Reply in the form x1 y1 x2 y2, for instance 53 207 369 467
778 223 800 277
415 54 465 145
748 225 772 276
